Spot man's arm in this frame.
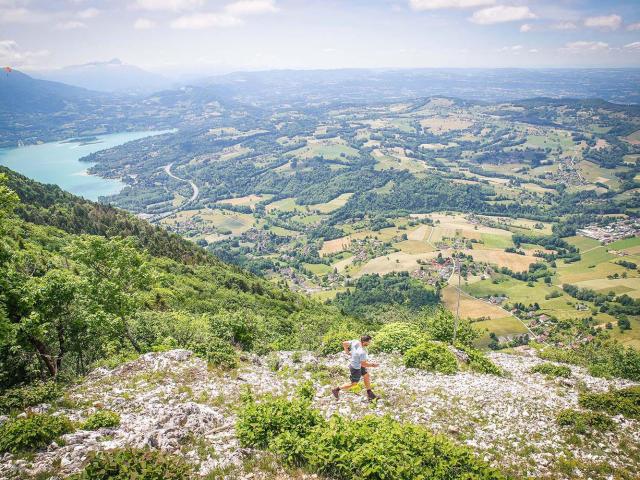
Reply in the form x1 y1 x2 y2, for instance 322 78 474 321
342 340 351 354
361 360 379 367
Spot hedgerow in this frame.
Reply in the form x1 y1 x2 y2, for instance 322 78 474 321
403 341 458 374
0 413 73 454
237 394 507 480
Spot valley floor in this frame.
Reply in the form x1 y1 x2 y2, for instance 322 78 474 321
2 349 638 479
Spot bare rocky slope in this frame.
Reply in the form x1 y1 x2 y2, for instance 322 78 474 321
1 349 638 479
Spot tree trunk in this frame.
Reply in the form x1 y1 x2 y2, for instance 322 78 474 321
28 337 57 377
122 317 142 353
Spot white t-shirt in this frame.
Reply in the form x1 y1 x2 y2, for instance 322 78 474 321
349 340 368 369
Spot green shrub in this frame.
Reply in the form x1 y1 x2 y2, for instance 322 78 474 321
579 386 640 420
296 380 315 402
456 344 503 376
82 410 121 430
556 409 615 434
0 381 62 414
419 308 480 347
191 337 238 369
0 413 73 454
238 397 506 480
530 362 572 378
302 415 506 480
236 396 325 449
71 448 191 479
403 341 458 374
538 341 640 382
370 322 423 354
319 328 358 355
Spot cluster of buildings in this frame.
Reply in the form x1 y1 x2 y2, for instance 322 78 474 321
577 218 640 244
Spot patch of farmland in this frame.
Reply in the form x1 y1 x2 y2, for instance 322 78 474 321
308 193 353 214
441 285 509 320
474 317 530 348
291 139 359 161
216 194 271 209
372 148 426 173
420 117 473 133
462 249 538 272
574 278 640 299
407 224 431 241
395 240 435 254
265 197 302 213
623 129 640 145
355 251 439 277
320 236 352 256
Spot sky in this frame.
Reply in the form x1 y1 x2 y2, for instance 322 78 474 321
0 0 639 74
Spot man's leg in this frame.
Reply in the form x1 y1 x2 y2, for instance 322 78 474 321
363 372 371 390
333 368 362 399
363 372 377 401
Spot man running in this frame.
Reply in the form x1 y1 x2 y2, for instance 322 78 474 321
332 334 379 401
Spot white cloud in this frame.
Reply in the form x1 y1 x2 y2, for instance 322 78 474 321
470 6 536 25
170 13 243 29
134 18 156 29
562 41 609 53
56 20 87 30
624 41 640 51
134 0 203 12
77 8 100 19
627 22 640 31
0 39 48 67
409 0 494 10
529 48 539 53
520 23 532 32
551 21 577 30
584 14 622 30
225 0 278 16
0 7 48 23
498 44 523 52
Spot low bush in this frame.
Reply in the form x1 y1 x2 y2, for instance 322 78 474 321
191 337 238 369
538 341 640 382
0 413 73 454
579 386 640 420
530 362 572 378
456 344 503 376
403 341 458 374
71 448 192 479
0 381 62 414
236 395 324 450
238 396 506 480
556 409 615 434
370 322 423 354
319 328 359 355
82 410 121 430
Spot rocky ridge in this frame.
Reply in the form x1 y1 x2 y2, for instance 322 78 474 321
1 349 638 479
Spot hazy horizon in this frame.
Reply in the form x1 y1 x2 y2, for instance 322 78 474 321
1 0 639 75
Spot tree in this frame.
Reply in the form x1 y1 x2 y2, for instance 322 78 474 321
67 236 151 353
16 270 83 377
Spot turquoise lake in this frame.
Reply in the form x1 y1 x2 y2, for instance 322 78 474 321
0 131 170 201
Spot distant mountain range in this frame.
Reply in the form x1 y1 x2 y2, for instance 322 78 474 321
34 58 172 94
0 69 102 114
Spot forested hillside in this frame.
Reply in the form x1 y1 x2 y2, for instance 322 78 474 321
0 170 361 389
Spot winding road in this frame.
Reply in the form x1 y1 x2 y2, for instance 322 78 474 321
163 163 199 205
148 163 199 223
